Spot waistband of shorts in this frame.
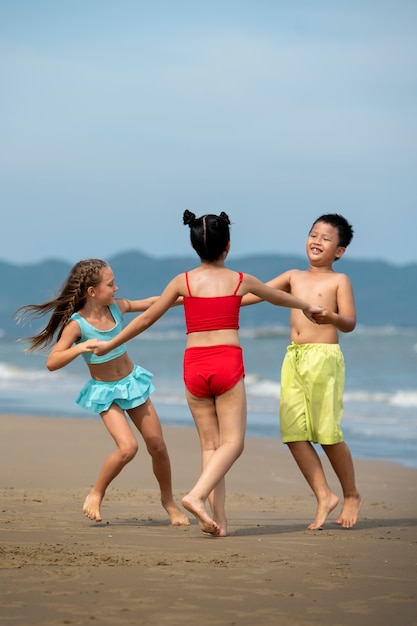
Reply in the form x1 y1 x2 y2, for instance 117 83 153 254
287 342 341 353
185 344 242 354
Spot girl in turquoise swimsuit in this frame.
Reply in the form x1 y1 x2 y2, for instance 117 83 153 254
16 259 189 527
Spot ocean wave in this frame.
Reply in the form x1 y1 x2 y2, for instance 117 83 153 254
1 362 416 408
389 390 417 407
139 330 184 341
134 324 417 340
344 389 417 407
245 375 280 398
353 325 417 336
0 362 57 381
240 326 289 339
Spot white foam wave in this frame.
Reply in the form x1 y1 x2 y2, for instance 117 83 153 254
344 390 391 402
2 362 415 409
353 325 417 336
344 389 417 407
389 390 417 407
0 362 58 382
246 377 280 398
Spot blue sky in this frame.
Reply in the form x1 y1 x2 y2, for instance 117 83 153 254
1 0 416 266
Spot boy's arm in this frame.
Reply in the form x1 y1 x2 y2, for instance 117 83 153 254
241 272 292 306
313 274 356 332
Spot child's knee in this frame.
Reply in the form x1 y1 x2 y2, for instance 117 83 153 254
120 441 139 462
146 437 167 457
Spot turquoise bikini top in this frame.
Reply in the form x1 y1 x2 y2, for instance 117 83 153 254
70 302 127 364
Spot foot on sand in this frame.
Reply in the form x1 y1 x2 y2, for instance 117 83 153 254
82 492 103 522
212 521 227 537
181 494 220 536
163 501 191 526
336 495 363 528
308 492 340 530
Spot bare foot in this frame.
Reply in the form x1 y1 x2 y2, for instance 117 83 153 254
213 521 227 537
181 494 220 536
308 492 340 530
211 513 227 537
83 491 103 522
336 495 363 528
163 501 190 526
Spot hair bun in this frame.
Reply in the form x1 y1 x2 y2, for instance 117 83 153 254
219 212 231 225
183 210 196 226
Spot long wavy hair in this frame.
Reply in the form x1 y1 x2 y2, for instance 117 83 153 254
15 259 108 351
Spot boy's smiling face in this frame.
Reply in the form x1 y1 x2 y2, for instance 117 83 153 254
306 220 346 265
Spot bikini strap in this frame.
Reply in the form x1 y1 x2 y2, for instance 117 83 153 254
185 271 192 296
233 272 244 295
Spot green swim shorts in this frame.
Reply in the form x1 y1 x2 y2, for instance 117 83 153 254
280 342 345 445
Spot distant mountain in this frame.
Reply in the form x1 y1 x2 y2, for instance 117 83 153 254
2 252 416 339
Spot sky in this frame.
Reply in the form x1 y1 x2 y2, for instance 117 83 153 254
1 0 416 267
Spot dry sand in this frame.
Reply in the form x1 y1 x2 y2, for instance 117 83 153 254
0 413 416 626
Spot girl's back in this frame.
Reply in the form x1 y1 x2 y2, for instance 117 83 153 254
183 266 243 348
183 266 242 297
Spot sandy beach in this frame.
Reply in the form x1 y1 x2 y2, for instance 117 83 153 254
1 413 416 626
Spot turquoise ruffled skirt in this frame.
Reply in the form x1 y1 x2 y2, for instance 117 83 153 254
76 364 155 414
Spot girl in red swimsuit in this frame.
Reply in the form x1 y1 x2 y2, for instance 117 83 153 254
94 211 321 536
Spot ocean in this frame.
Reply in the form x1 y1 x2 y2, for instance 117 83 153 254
1 326 416 469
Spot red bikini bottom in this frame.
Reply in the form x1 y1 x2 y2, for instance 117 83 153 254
183 345 245 398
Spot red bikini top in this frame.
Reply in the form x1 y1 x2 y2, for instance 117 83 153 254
183 271 243 334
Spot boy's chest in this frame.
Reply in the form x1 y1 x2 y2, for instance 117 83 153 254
293 273 338 306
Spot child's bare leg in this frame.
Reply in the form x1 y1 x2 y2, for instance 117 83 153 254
322 442 362 528
183 383 246 536
84 406 139 522
129 402 190 526
287 441 339 529
208 478 227 537
149 441 190 525
180 444 223 536
202 447 227 536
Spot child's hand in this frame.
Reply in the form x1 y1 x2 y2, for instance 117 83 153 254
311 308 332 325
302 305 322 323
93 341 111 356
81 339 100 353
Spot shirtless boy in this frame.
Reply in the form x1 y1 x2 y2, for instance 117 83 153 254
243 214 362 529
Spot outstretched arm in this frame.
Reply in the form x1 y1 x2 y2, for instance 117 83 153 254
241 272 291 306
242 274 321 323
117 295 183 314
95 277 183 355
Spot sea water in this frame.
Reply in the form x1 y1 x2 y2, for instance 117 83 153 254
0 326 416 468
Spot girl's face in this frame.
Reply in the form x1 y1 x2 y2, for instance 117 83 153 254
306 221 345 265
90 266 118 304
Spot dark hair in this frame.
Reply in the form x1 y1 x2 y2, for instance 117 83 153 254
15 259 109 351
183 210 231 261
311 214 354 249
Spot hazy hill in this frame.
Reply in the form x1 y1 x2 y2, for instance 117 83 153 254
2 252 416 339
